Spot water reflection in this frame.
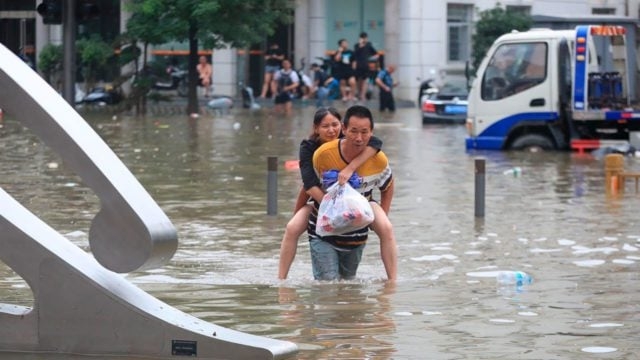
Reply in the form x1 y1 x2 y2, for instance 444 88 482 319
1 105 639 358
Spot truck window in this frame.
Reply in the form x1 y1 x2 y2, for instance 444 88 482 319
481 42 548 101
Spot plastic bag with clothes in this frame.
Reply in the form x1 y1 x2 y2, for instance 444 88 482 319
315 182 374 237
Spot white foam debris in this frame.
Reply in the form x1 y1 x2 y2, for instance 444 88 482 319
557 239 576 246
411 254 458 262
612 259 635 265
530 248 563 253
394 312 413 316
581 347 617 353
572 246 618 255
599 236 618 242
588 323 623 328
466 271 501 278
573 259 606 267
421 311 442 315
518 311 538 316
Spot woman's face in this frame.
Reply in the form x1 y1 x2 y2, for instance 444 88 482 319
315 113 342 143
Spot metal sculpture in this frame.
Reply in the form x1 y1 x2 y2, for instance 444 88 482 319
0 43 297 359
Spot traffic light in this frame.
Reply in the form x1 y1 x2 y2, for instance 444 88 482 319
77 1 100 23
36 1 100 25
37 0 62 25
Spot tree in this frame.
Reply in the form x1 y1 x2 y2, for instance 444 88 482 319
125 0 294 115
38 43 63 86
471 4 532 72
76 35 114 92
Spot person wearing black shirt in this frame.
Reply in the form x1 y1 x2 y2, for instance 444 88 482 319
354 32 379 101
333 39 356 102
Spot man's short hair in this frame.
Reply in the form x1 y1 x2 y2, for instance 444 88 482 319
359 32 368 39
344 105 374 129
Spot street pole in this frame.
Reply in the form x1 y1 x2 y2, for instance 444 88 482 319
62 0 76 106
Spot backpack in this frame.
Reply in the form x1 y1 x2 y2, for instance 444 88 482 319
277 70 293 92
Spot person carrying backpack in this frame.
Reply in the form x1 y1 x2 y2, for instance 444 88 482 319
272 59 300 115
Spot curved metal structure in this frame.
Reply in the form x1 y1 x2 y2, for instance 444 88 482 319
0 44 297 359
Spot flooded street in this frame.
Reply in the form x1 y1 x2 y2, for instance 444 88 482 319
1 104 639 359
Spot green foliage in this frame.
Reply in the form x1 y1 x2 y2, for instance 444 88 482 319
125 0 293 48
471 4 532 71
76 35 115 89
38 43 63 83
123 0 295 114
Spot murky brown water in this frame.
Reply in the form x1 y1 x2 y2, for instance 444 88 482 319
1 104 639 359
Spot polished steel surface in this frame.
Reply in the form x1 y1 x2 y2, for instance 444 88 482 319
0 43 176 272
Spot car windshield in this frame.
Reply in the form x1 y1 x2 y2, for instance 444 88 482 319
439 81 468 97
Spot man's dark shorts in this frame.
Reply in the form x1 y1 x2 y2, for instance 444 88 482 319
355 67 372 80
334 68 354 81
274 92 292 104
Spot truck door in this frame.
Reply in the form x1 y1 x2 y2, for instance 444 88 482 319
473 41 553 149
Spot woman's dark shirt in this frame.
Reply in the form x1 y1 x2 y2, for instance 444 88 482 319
299 135 382 191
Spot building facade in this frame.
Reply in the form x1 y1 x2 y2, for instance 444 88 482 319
291 0 640 103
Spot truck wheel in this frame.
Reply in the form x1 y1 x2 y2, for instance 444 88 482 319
510 134 554 152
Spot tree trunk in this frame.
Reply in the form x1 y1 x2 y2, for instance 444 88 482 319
187 20 199 115
141 43 148 116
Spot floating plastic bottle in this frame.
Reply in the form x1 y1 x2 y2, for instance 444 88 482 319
502 167 522 177
496 271 532 286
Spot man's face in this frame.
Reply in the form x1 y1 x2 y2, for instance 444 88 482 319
343 116 372 151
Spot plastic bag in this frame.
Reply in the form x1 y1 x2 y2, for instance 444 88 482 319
315 183 375 237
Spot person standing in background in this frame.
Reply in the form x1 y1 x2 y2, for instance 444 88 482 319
196 55 213 98
260 43 285 98
375 64 397 112
353 32 378 101
272 59 300 115
333 39 356 102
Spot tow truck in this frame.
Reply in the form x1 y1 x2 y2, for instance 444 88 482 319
465 24 640 152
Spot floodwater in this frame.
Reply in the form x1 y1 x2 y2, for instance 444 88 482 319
1 104 639 359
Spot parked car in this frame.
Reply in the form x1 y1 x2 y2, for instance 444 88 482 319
82 85 122 105
421 79 468 124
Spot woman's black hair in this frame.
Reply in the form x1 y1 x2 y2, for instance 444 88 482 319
309 107 341 141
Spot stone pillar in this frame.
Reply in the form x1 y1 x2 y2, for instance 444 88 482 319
308 0 328 65
294 0 310 67
212 47 237 97
384 0 402 98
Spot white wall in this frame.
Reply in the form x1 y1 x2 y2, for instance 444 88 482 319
212 48 237 97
